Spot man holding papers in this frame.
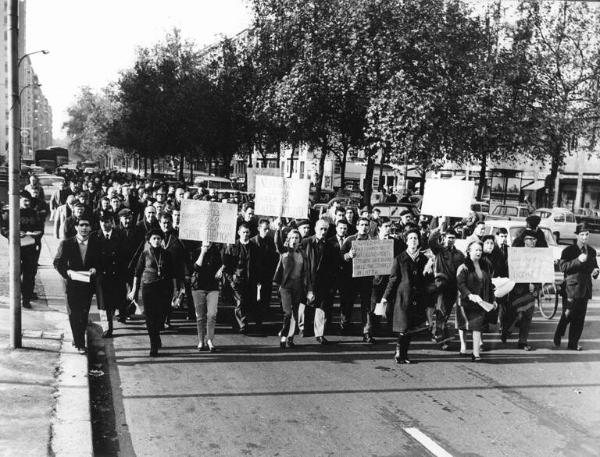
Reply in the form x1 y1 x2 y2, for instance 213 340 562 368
53 217 101 354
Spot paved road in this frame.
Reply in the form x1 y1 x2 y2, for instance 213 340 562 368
90 299 600 456
31 228 598 457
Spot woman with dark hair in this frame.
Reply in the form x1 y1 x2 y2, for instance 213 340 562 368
456 240 496 361
273 229 308 349
129 229 177 357
382 229 428 364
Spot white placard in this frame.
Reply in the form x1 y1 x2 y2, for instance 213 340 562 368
508 247 555 283
247 167 283 193
179 199 238 244
255 176 310 219
352 239 394 277
70 271 91 283
420 179 475 218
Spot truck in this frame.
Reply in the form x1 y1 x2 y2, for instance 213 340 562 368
34 147 69 173
49 146 69 167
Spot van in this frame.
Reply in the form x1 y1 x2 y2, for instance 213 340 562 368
192 176 233 191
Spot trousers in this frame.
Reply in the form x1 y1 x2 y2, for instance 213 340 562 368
341 277 373 334
554 298 588 348
279 281 303 338
192 289 219 342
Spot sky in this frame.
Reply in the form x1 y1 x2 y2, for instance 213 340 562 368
26 0 252 140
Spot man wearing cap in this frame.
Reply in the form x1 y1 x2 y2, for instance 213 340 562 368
340 217 377 342
93 214 128 337
62 203 86 240
427 221 465 347
554 224 599 351
504 229 540 350
53 217 101 354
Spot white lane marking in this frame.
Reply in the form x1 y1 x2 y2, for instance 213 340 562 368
404 427 453 457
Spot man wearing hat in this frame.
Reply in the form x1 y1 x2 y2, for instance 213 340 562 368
554 224 599 350
504 229 540 350
513 215 548 248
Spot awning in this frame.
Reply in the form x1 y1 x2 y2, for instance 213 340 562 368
522 180 545 191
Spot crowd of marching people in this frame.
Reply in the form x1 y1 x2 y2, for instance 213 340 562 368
6 169 598 362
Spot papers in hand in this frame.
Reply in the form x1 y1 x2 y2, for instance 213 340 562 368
20 235 35 247
478 300 496 312
374 301 387 317
70 270 91 283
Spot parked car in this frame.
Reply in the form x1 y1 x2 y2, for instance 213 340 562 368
471 201 490 215
574 208 600 233
486 204 530 221
533 207 578 243
37 174 65 202
478 219 563 283
372 202 420 223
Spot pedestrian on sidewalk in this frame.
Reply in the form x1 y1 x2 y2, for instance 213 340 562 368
53 217 100 354
1 194 45 309
554 224 599 351
129 229 177 357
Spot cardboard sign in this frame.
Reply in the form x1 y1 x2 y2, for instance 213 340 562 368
247 167 283 193
508 247 555 283
420 179 475 218
255 176 310 219
179 199 238 244
352 239 394 277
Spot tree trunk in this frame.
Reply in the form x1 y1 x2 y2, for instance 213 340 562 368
340 142 348 188
377 150 386 192
315 141 328 202
477 151 487 200
150 158 155 175
189 159 194 183
363 154 376 207
547 152 562 208
178 154 185 182
143 157 148 176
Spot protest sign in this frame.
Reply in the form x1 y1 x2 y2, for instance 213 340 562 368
247 167 283 193
255 176 310 219
508 247 555 283
420 179 475 218
352 239 394 277
179 199 238 244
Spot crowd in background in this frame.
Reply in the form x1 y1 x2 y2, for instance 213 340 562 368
4 169 597 362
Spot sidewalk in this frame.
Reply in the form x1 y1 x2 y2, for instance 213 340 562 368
0 224 92 457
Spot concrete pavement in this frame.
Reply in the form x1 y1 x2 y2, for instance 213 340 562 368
0 224 92 457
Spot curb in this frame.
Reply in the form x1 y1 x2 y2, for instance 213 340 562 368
38 231 93 457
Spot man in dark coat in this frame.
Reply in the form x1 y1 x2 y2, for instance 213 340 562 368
117 208 139 321
340 217 376 342
304 219 337 344
554 225 599 351
223 223 254 334
93 214 127 337
249 219 279 332
53 216 101 353
325 218 348 328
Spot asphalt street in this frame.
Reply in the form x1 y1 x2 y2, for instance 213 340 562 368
50 230 600 457
88 263 600 457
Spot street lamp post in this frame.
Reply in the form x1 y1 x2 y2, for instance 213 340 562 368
6 5 49 348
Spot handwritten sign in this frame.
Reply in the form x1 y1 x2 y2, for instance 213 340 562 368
247 167 283 193
420 179 475 218
352 239 394 277
179 200 238 244
508 247 555 283
255 176 310 219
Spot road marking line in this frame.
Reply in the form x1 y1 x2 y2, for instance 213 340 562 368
404 427 453 457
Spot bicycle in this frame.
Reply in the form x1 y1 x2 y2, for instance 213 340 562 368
536 281 561 319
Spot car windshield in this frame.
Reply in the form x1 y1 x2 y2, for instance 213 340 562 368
535 210 551 218
508 226 556 246
39 177 63 186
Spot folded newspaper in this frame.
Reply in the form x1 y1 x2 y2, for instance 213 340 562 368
70 271 91 283
478 300 496 312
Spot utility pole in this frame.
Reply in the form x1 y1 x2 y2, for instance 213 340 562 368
7 0 22 349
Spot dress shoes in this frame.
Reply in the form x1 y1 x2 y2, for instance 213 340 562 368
102 329 113 338
287 338 296 348
207 340 216 352
117 315 128 324
363 333 376 344
567 344 583 351
316 336 328 345
517 343 533 351
239 327 248 335
471 355 482 362
77 347 87 355
553 335 561 348
149 349 158 357
22 300 32 309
